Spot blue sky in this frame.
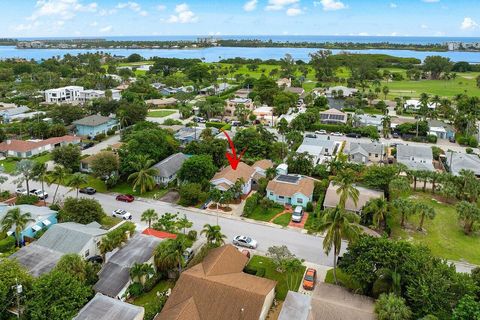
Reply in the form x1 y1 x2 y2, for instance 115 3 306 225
1 0 480 38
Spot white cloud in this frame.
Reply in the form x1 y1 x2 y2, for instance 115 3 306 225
265 0 299 11
99 8 117 16
422 0 439 3
139 10 148 16
99 25 112 32
156 4 167 11
28 0 98 21
116 1 141 11
286 7 302 16
314 0 347 11
243 0 258 11
389 3 397 8
167 3 198 23
461 17 478 30
420 24 428 29
90 21 98 27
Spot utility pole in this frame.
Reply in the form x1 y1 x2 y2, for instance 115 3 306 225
12 278 22 319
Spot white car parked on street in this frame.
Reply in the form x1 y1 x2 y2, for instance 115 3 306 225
112 209 133 220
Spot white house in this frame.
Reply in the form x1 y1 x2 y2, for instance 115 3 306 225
44 86 84 104
403 99 436 111
296 137 339 164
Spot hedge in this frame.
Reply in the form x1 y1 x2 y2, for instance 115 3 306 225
0 236 16 253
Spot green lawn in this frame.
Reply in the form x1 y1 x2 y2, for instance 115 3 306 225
110 181 169 199
245 204 284 222
132 279 174 309
0 153 52 174
272 213 291 227
390 193 480 265
246 255 306 300
324 268 363 293
147 110 177 118
100 216 122 229
63 174 107 193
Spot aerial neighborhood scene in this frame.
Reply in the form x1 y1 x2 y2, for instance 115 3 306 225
1 0 480 319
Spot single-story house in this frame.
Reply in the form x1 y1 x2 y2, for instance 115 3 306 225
403 99 436 110
199 83 231 95
80 151 118 173
284 87 305 96
9 243 64 277
296 137 338 165
428 119 455 140
145 98 179 108
251 159 274 189
152 153 189 185
74 293 145 320
279 284 375 320
396 145 435 171
73 115 118 138
174 127 219 145
346 142 385 164
94 234 162 300
323 182 384 213
324 86 358 98
354 114 383 132
448 152 480 177
210 162 256 195
0 204 57 244
277 78 291 88
252 106 275 125
160 86 194 95
267 174 315 208
225 98 254 117
156 245 276 320
320 108 348 124
36 222 107 259
0 135 81 158
0 105 30 123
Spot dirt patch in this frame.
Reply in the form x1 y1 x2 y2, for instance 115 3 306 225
207 204 233 212
159 191 180 203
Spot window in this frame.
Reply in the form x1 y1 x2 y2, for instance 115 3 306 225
279 196 284 199
270 192 273 196
375 154 378 158
369 153 371 156
297 198 303 204
84 250 90 257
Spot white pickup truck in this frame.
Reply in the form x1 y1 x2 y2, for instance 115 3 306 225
29 189 48 200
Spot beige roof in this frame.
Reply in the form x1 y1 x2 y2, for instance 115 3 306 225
252 159 274 171
211 162 255 184
0 135 80 153
267 176 314 198
323 182 384 212
157 245 276 320
320 108 347 116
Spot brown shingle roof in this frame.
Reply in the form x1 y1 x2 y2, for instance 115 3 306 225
157 245 276 320
211 162 255 184
267 176 314 198
252 159 273 171
0 135 80 153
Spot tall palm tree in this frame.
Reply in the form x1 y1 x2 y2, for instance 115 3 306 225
67 172 88 198
363 198 389 230
333 169 359 210
141 209 159 229
47 165 69 204
317 206 360 284
393 198 414 228
1 208 34 247
33 162 48 206
154 238 187 275
176 214 193 235
130 262 144 284
415 203 436 231
201 224 226 246
127 155 157 194
99 236 116 261
13 159 36 194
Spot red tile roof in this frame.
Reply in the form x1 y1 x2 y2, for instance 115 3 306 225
0 135 80 153
142 228 177 239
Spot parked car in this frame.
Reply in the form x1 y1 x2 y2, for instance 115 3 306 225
15 188 28 196
209 118 221 123
231 121 241 126
305 133 317 139
331 132 343 136
112 209 132 220
346 132 361 138
183 248 194 263
81 142 94 150
315 130 327 135
116 194 135 202
291 206 304 223
193 116 206 123
392 132 400 139
303 268 317 290
79 187 96 195
233 235 257 249
87 255 103 264
30 189 48 200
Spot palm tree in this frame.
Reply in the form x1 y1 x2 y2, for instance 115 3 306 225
13 159 36 194
67 172 88 198
393 198 414 228
99 237 116 261
373 268 402 296
130 262 144 284
375 293 412 320
176 214 193 235
415 203 436 231
154 238 187 275
127 155 157 194
33 162 48 206
333 169 359 210
381 115 391 138
201 224 226 246
455 201 480 235
141 209 159 228
317 206 360 284
363 198 389 230
1 208 34 247
47 165 69 204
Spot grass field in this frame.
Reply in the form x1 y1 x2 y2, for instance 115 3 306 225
0 153 52 174
390 193 480 265
246 255 306 300
147 110 177 118
132 280 174 309
110 181 169 199
273 213 291 227
245 204 284 222
100 216 122 229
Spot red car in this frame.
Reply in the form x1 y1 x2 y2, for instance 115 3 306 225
116 194 135 202
303 268 317 290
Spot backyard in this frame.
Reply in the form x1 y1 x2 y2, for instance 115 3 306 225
246 255 306 300
390 193 480 265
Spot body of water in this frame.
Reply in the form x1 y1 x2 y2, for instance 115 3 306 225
3 35 480 62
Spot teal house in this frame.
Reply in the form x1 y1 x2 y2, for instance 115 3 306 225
73 114 117 138
0 205 57 245
266 174 314 208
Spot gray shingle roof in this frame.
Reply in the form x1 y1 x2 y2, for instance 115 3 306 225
450 153 480 176
94 234 162 297
152 153 189 178
74 293 144 320
1 106 30 116
278 291 311 320
397 145 434 171
348 142 384 156
73 114 114 127
9 243 63 277
36 222 107 254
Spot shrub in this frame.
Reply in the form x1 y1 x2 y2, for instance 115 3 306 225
106 128 116 136
187 230 198 241
306 202 314 213
244 265 257 275
426 134 437 143
94 133 106 141
162 118 182 126
466 147 473 154
0 236 15 253
16 194 38 205
243 193 261 216
59 197 105 224
126 282 143 298
178 183 207 206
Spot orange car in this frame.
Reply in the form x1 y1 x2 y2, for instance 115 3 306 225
303 268 317 290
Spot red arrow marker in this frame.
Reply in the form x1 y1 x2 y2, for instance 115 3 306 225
222 129 247 170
